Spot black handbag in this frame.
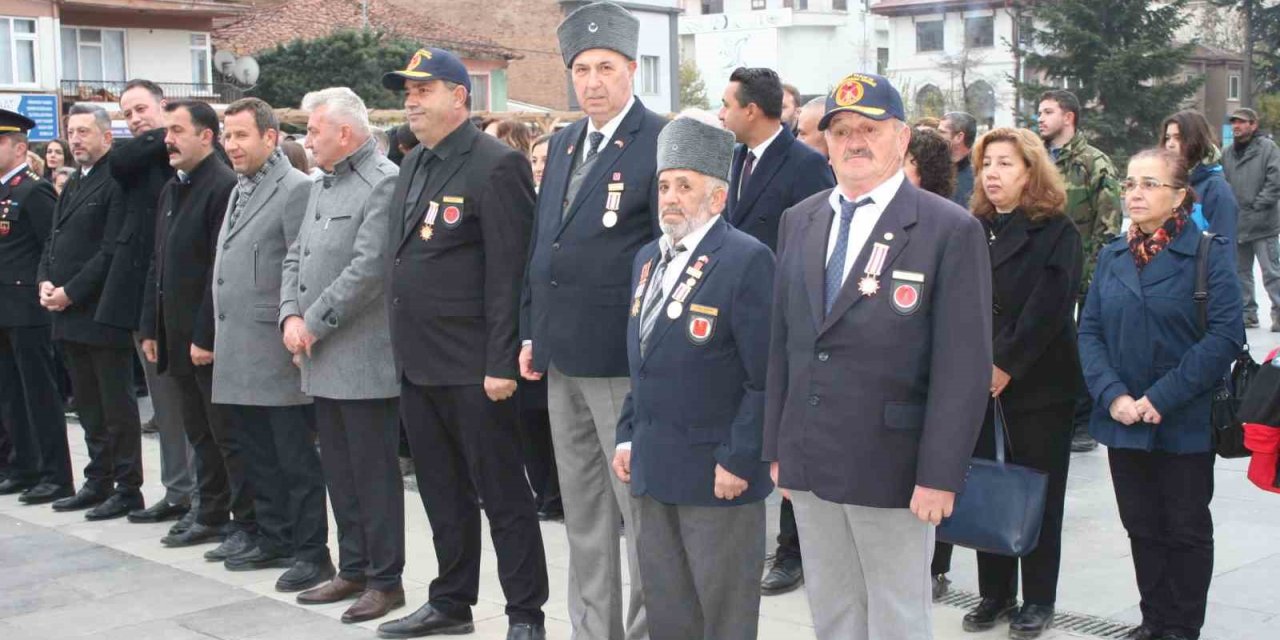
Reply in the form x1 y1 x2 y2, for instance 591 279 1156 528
937 399 1049 557
1193 232 1258 458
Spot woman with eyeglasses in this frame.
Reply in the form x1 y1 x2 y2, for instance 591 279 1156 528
1160 110 1238 242
1078 147 1243 640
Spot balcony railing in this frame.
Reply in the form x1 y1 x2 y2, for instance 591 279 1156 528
60 80 245 105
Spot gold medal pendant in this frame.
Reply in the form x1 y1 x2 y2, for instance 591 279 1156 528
419 223 434 241
857 275 879 296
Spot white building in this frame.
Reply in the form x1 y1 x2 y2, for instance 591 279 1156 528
871 0 1020 127
678 0 889 105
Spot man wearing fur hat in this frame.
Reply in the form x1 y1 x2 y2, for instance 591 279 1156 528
612 116 774 640
519 2 667 638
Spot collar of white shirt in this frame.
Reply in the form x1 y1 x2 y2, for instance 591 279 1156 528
826 170 907 218
81 166 92 177
1 163 28 184
747 125 784 163
657 215 719 294
584 95 637 157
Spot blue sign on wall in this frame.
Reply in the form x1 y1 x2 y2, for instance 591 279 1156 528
0 93 59 142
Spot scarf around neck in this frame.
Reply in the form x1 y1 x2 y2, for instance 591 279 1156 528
1127 214 1186 270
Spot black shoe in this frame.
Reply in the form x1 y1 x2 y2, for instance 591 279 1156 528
1124 626 1161 640
128 500 189 523
507 623 546 640
377 603 474 638
85 493 144 521
932 573 951 602
203 530 254 560
162 522 224 547
169 509 197 536
1070 430 1098 453
19 483 73 505
52 486 109 512
276 558 337 592
225 547 295 572
1009 604 1055 639
0 477 36 495
962 597 1018 632
760 553 804 596
536 504 564 522
1245 316 1260 328
1158 634 1192 640
140 418 159 434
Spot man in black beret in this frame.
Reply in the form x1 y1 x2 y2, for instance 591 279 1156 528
0 109 73 505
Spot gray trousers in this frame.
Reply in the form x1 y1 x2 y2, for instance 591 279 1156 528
1236 236 1280 321
791 490 934 640
134 336 195 506
635 496 764 640
547 366 647 640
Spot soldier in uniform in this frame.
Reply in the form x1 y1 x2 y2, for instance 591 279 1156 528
0 109 73 504
1036 89 1122 454
613 116 775 640
378 48 548 640
519 4 666 637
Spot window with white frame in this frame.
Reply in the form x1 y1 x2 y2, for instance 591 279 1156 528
1229 74 1240 101
61 27 126 82
916 20 944 53
470 74 490 111
0 17 38 86
640 55 660 95
964 16 994 49
191 33 211 89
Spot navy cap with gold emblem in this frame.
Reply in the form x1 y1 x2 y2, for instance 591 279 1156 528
818 72 905 130
382 47 472 93
0 108 36 135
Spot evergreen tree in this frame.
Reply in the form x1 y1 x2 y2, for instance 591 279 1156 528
1010 0 1200 159
1208 0 1280 102
679 59 709 110
249 30 423 110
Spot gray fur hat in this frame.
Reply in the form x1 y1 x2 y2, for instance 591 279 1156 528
557 1 639 67
657 117 735 182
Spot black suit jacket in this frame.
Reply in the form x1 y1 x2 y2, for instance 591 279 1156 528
521 99 666 377
985 211 1083 412
763 180 993 508
0 166 56 327
388 122 534 386
140 155 237 376
37 155 132 348
727 127 834 252
97 130 175 330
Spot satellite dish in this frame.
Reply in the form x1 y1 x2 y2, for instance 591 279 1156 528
213 50 236 75
232 56 259 85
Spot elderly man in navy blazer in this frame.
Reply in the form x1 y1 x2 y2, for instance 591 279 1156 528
719 65 833 597
612 117 774 640
763 73 992 639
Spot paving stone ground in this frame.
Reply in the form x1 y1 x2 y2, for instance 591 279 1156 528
2 282 1279 639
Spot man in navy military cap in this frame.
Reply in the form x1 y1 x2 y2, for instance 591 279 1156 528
378 46 548 640
520 3 667 637
612 115 775 640
763 72 992 639
0 108 73 505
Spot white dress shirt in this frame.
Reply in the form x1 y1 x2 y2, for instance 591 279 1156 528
579 95 636 164
824 170 906 288
738 125 784 198
617 215 719 452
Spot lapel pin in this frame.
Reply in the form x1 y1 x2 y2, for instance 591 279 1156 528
614 140 624 149
566 145 575 156
884 232 894 241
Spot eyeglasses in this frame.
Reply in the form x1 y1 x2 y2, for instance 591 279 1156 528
1120 178 1180 194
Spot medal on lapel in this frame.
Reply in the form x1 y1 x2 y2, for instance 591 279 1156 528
857 242 890 296
631 259 653 317
687 304 718 345
441 196 464 228
419 201 440 241
604 182 624 228
890 270 925 315
665 255 711 319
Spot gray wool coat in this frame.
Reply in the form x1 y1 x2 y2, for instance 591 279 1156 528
211 154 312 407
280 139 400 400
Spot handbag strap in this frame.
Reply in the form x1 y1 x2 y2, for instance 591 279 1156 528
1194 231 1214 335
993 398 1013 464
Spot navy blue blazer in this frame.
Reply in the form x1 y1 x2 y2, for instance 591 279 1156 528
521 99 666 377
1079 227 1243 453
763 180 993 508
727 127 834 252
617 217 774 506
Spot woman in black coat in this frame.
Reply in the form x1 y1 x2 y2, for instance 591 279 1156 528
960 128 1083 639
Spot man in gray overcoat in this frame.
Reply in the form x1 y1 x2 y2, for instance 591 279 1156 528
280 87 405 624
211 97 332 593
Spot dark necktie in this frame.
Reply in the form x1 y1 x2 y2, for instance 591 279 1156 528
638 245 686 355
739 150 756 198
824 197 872 315
405 151 432 216
586 131 605 161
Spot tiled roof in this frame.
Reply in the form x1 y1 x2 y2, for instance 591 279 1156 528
213 0 522 61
